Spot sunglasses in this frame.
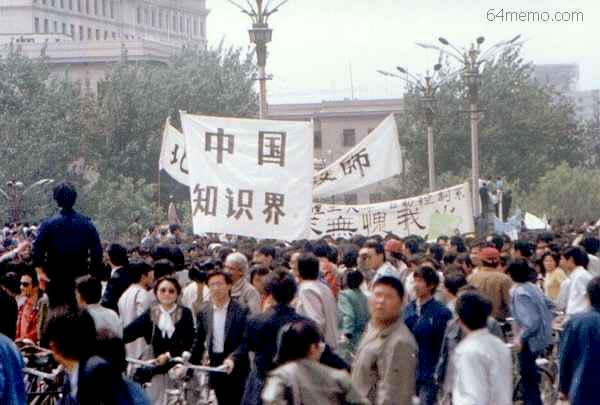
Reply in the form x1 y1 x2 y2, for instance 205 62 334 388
158 287 177 294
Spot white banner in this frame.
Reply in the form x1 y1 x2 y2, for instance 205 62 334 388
313 114 403 198
159 118 189 186
310 183 474 239
181 113 313 241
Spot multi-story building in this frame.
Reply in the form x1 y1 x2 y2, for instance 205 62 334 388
0 0 208 87
268 98 404 204
531 64 579 93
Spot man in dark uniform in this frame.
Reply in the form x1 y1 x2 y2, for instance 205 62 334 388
32 182 103 309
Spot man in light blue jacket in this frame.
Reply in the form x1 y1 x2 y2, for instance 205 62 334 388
0 332 26 405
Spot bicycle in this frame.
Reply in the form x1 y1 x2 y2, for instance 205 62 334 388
18 340 65 405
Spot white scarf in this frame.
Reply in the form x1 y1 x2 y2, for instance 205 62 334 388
157 305 177 339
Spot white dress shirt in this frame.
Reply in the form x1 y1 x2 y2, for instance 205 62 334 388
87 304 123 338
587 254 600 277
566 266 593 315
118 284 153 359
453 329 512 405
212 300 229 354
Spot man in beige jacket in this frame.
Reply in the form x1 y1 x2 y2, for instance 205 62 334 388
352 276 418 405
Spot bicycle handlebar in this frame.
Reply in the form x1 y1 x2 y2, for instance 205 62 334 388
23 365 64 381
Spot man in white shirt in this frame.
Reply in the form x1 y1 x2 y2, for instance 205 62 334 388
561 246 594 315
580 236 600 277
453 291 512 405
295 253 339 350
118 261 154 359
75 275 123 339
365 240 402 282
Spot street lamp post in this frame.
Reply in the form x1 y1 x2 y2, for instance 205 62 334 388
0 179 54 223
378 62 446 192
417 34 520 218
228 0 289 119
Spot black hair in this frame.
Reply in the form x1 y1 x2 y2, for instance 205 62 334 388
443 252 458 266
450 236 466 253
250 265 270 285
257 245 276 259
490 234 504 252
153 259 176 279
587 276 600 311
514 240 533 258
20 267 39 286
581 236 600 255
153 276 181 296
345 270 364 290
371 276 405 299
562 246 590 269
107 243 129 267
342 249 358 269
53 182 77 209
429 244 445 264
44 308 96 360
264 270 297 305
188 264 208 284
169 224 180 233
128 261 153 284
505 259 533 283
297 253 320 280
206 270 233 285
437 235 448 243
536 232 555 244
313 242 332 259
275 319 321 365
95 330 127 373
364 240 385 256
444 271 467 296
540 251 560 271
414 265 440 288
75 275 102 304
456 291 492 331
1 272 21 295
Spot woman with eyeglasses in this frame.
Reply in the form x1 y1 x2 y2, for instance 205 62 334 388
124 276 194 405
262 319 368 405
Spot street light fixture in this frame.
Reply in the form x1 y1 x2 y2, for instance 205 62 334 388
378 60 457 192
227 0 289 119
417 34 521 218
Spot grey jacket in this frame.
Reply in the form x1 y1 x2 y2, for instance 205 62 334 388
262 359 369 405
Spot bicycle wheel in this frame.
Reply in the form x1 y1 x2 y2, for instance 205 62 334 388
540 367 558 405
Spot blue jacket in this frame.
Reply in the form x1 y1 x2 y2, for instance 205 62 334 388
559 309 600 405
404 298 452 383
510 282 553 353
0 333 26 405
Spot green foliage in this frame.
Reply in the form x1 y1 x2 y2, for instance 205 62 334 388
516 162 600 223
0 44 258 237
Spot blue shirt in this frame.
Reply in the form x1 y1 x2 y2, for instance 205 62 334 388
559 309 600 405
404 298 452 383
510 282 553 353
0 333 26 405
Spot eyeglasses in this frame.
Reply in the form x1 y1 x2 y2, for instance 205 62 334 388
158 287 177 294
20 282 31 287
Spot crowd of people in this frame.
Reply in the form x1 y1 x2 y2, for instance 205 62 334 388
0 182 599 405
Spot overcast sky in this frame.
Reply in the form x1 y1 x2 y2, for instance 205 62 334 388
207 0 599 103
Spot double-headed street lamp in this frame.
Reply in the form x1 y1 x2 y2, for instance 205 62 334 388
227 0 289 119
378 60 454 192
416 34 520 217
0 179 54 223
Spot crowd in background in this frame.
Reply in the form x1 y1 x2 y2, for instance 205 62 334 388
0 182 599 405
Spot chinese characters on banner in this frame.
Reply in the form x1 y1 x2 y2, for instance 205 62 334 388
313 114 403 198
159 118 189 186
310 183 474 239
181 113 313 240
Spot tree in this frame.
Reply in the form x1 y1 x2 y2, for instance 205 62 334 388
397 45 584 194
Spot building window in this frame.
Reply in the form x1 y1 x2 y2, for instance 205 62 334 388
180 15 184 32
343 129 356 147
69 0 72 9
112 32 116 39
314 131 322 149
93 0 97 15
102 0 106 16
152 9 156 27
70 24 75 38
87 27 92 40
144 8 149 25
44 19 49 33
96 29 100 40
173 15 177 31
344 194 358 205
159 10 163 28
369 193 384 203
193 18 198 35
42 0 46 5
53 21 58 32
60 0 64 8
62 23 66 34
110 2 114 18
79 25 84 40
51 0 55 6
104 30 108 39
136 7 141 24
77 0 81 12
34 18 40 33
85 0 89 14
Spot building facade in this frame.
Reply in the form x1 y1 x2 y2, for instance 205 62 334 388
268 98 404 204
0 0 208 87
